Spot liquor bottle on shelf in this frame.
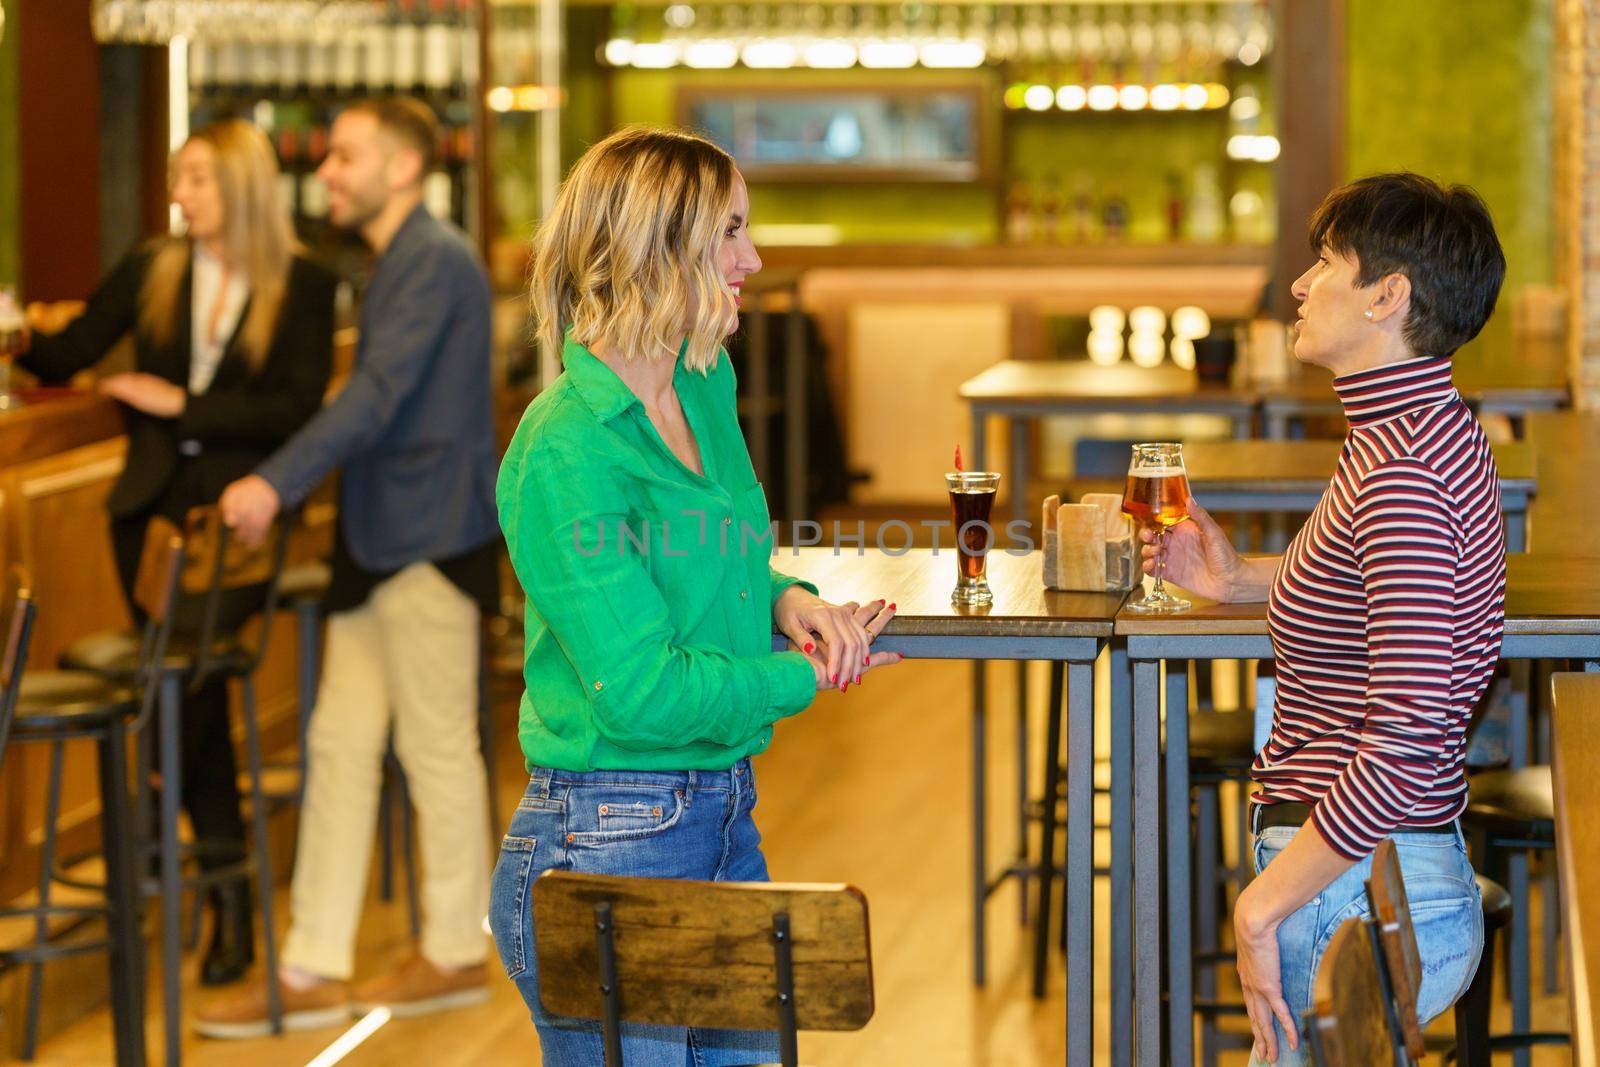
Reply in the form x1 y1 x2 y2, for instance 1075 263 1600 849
1187 164 1224 243
393 0 423 94
1037 171 1063 243
1005 177 1034 245
1070 173 1095 243
424 0 457 95
189 38 214 95
1100 188 1129 242
301 124 330 224
455 0 479 98
276 123 302 215
1165 172 1186 242
335 28 363 96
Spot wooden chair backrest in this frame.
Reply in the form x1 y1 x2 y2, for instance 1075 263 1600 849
0 565 38 759
1307 917 1405 1067
1366 839 1427 1059
532 871 874 1033
132 521 188 623
1 565 33 689
133 506 283 610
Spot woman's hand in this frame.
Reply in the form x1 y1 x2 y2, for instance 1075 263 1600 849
1234 888 1298 1063
98 372 186 418
776 585 899 692
1138 497 1244 602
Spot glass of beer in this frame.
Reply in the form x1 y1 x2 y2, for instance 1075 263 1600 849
1122 442 1191 613
0 285 25 412
946 470 1000 605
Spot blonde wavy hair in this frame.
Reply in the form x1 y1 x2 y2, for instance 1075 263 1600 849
530 127 737 374
139 119 298 371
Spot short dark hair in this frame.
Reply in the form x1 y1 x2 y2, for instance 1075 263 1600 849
1308 172 1506 358
344 96 440 172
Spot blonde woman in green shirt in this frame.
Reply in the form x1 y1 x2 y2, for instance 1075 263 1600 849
490 127 904 1063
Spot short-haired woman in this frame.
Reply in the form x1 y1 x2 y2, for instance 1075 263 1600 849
491 127 903 1064
17 118 335 985
1146 172 1508 1065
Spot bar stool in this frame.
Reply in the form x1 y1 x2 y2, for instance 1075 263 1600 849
0 547 185 1066
1188 710 1257 1067
52 508 291 1062
1462 765 1568 1067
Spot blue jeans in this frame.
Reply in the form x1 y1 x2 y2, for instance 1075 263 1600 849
1246 823 1484 1067
488 760 780 1067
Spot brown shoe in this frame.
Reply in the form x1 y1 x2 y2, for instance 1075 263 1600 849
192 973 351 1039
351 953 490 1018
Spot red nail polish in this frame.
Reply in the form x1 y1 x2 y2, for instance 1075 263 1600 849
829 672 836 683
804 642 814 654
842 682 849 694
889 603 897 611
863 655 869 665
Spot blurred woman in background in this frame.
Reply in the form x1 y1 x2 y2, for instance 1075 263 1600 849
17 117 335 986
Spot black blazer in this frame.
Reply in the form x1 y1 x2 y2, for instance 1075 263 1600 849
22 244 337 518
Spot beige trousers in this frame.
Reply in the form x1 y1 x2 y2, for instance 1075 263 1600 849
281 561 490 980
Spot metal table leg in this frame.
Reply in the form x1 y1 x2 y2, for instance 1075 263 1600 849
1165 663 1193 1067
1109 644 1134 1067
1133 658 1163 1067
973 660 988 987
1065 659 1096 1067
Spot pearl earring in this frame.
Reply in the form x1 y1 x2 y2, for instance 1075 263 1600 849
1363 309 1374 320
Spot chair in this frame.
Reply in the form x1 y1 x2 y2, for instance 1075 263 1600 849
1305 915 1408 1067
0 541 186 1066
531 871 875 1067
1463 764 1570 1065
51 506 292 1056
1363 839 1429 1062
1360 837 1561 1067
1188 709 1258 1067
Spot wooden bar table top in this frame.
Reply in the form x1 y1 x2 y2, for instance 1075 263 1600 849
1182 438 1534 498
769 545 1126 648
1181 439 1537 551
1116 554 1600 1067
959 360 1258 419
1259 349 1569 437
1525 410 1600 556
1551 671 1600 1067
959 361 1259 530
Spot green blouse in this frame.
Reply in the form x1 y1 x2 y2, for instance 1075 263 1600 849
496 334 820 771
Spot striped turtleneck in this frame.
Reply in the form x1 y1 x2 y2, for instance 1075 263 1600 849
1256 355 1507 860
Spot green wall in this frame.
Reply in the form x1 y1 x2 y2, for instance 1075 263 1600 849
1345 0 1554 360
1 0 20 285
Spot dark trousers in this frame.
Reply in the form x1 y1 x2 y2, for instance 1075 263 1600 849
111 509 249 873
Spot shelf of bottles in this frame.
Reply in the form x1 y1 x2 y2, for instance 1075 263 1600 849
120 0 483 261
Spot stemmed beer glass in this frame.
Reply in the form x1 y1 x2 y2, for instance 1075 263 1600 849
1122 442 1191 613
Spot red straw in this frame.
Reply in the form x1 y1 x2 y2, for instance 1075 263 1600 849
954 445 964 472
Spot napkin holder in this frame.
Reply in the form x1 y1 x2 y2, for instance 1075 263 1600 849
1041 493 1137 592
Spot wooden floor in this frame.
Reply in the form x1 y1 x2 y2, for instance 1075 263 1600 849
31 658 1578 1065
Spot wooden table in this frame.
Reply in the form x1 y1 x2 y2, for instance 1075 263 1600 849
1525 411 1600 556
1114 555 1600 1067
769 547 1126 1067
1551 672 1600 1067
1183 439 1537 551
1259 359 1568 439
960 361 1260 527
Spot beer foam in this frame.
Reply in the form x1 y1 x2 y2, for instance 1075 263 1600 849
1129 467 1186 477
